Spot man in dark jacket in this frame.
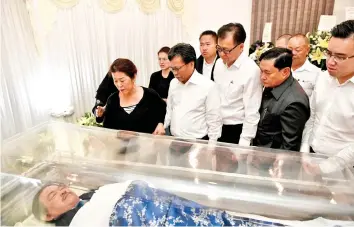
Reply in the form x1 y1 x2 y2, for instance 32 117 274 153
253 48 310 151
195 30 219 80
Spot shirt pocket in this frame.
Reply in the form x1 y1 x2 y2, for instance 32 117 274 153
260 108 273 125
298 80 313 90
188 94 206 111
171 92 182 108
225 82 242 102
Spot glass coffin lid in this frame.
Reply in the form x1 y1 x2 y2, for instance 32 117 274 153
1 121 354 226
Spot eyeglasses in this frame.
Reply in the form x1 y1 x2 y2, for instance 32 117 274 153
216 43 240 54
323 50 354 63
170 64 186 73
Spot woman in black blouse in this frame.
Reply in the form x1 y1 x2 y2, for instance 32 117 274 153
148 47 174 101
96 58 166 135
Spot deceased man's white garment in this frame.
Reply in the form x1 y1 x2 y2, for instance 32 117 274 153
69 181 132 227
301 71 354 173
292 60 321 97
213 52 262 146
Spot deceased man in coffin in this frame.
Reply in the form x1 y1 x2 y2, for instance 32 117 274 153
32 180 285 226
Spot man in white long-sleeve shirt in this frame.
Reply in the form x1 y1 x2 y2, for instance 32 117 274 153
164 43 222 142
213 23 262 146
288 34 321 98
301 20 354 174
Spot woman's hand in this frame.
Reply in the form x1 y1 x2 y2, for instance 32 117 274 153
96 106 106 117
153 123 165 135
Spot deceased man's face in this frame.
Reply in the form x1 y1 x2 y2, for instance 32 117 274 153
39 184 80 221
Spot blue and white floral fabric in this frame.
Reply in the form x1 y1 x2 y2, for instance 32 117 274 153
109 181 285 226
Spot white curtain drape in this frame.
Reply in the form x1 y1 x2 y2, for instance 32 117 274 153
33 0 188 121
50 0 185 14
99 0 126 13
1 0 50 140
136 0 160 13
167 0 184 15
1 0 187 140
51 0 80 8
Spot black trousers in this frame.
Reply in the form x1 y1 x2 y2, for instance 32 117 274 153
310 146 315 153
168 126 209 141
218 124 243 144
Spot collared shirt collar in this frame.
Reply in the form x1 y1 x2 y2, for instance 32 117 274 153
271 75 294 100
203 56 217 66
330 72 354 86
349 75 354 84
293 60 314 72
339 75 354 86
180 70 200 86
225 51 247 69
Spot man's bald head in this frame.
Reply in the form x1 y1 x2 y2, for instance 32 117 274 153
287 34 310 68
289 34 310 45
275 34 292 48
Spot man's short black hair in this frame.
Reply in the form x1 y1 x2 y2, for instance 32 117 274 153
168 43 196 68
331 20 354 39
217 23 246 45
259 47 293 70
199 30 217 43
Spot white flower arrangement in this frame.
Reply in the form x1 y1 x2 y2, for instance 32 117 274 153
306 31 331 70
77 112 103 127
249 42 275 65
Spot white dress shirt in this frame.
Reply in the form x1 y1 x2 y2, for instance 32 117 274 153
164 70 222 142
301 71 354 173
213 52 262 146
292 60 321 97
70 181 132 227
202 56 217 80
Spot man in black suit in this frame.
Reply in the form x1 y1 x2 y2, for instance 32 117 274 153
253 48 310 151
195 30 219 80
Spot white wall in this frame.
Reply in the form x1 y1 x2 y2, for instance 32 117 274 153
333 0 354 24
183 0 253 55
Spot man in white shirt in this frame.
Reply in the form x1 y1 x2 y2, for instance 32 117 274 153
301 20 354 174
195 30 219 80
288 34 321 97
164 43 222 142
213 23 263 146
